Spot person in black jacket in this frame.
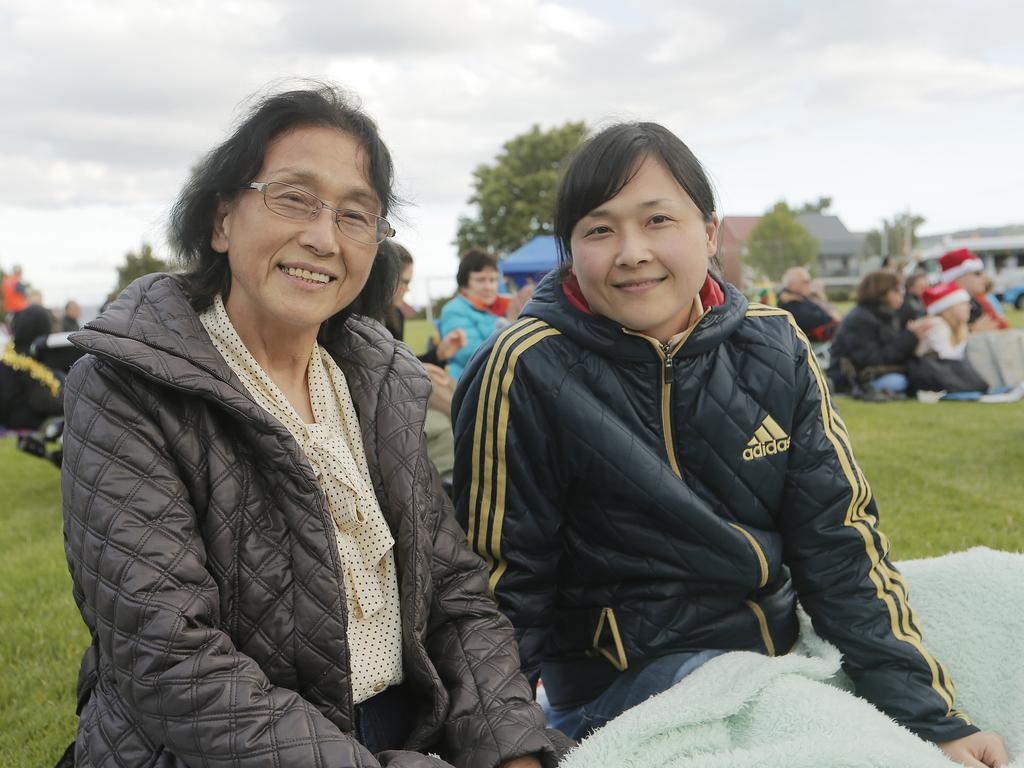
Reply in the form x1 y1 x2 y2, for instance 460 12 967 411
776 266 839 341
828 270 937 394
899 270 929 326
452 122 1007 767
0 303 63 430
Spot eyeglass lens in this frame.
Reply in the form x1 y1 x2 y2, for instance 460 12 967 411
262 182 390 244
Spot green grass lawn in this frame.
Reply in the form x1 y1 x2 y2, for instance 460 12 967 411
2 378 1022 763
0 439 88 765
403 318 438 356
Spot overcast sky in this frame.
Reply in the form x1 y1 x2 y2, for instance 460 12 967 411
2 0 1023 311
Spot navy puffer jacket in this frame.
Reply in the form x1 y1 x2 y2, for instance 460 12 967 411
827 302 918 390
452 271 976 743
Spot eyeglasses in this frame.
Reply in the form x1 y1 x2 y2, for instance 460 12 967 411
242 181 395 245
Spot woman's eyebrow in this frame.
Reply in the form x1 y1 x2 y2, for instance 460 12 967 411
585 198 675 219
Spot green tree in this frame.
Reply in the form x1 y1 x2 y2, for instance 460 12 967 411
114 243 171 294
864 212 926 260
797 196 833 214
455 121 588 256
744 202 819 281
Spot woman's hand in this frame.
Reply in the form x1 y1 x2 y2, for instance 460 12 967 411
938 730 1009 768
436 329 467 363
907 317 939 339
423 363 456 419
506 284 534 322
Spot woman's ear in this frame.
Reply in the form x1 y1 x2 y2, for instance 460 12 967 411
705 213 720 257
211 200 232 254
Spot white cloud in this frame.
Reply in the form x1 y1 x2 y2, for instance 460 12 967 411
538 3 610 41
2 0 1023 308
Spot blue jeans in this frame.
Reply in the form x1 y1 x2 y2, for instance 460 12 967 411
540 650 722 740
867 372 908 393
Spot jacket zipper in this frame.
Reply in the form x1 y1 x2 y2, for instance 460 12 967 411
657 340 684 478
623 325 776 657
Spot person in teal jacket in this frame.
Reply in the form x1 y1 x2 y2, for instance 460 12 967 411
440 250 514 380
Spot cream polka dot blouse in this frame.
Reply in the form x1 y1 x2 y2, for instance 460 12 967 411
200 294 403 705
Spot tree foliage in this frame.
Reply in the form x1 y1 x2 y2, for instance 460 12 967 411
455 121 588 256
114 243 171 294
864 212 926 260
744 202 820 281
797 196 833 214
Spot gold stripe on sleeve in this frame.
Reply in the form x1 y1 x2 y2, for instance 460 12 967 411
467 319 545 562
466 318 561 593
778 313 965 720
487 325 561 592
745 600 776 656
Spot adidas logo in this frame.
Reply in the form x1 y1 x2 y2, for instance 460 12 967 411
742 415 790 461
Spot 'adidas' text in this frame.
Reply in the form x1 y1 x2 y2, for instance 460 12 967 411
743 437 790 461
743 415 791 461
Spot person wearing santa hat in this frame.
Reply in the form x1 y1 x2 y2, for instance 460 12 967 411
907 282 991 393
916 283 972 360
938 249 1009 332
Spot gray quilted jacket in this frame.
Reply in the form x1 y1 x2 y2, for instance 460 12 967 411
61 274 571 768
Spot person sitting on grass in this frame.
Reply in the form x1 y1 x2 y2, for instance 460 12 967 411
384 240 466 367
899 270 930 325
0 303 63 431
828 270 937 395
381 239 466 479
439 250 532 380
907 282 991 394
776 266 840 342
59 82 568 768
451 120 1007 767
939 249 1009 333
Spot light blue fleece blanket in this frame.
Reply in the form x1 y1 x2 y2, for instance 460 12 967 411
560 547 1023 768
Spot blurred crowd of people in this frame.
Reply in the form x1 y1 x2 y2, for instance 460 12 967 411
4 241 1020 437
1 264 84 431
765 248 1020 400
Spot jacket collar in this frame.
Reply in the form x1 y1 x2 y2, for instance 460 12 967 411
524 269 746 362
460 290 512 317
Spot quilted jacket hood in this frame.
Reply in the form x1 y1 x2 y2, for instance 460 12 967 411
521 269 748 361
72 273 426 453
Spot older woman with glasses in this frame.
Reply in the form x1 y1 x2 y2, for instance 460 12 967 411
59 84 569 768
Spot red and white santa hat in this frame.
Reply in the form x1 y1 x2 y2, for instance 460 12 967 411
939 248 984 281
923 282 970 316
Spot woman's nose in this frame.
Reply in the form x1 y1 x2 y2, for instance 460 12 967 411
615 230 651 267
298 209 341 256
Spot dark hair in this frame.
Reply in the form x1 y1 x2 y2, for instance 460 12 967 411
390 241 413 269
168 82 399 339
857 270 901 306
456 249 500 288
904 270 928 292
12 305 52 355
553 122 717 269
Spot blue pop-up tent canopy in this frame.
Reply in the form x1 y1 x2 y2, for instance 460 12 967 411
500 236 559 287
